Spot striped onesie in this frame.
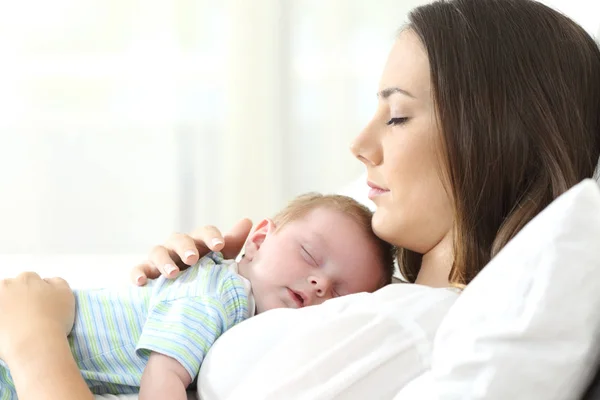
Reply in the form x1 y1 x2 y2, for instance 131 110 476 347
0 252 252 398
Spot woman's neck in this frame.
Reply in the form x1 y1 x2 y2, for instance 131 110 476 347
415 229 453 288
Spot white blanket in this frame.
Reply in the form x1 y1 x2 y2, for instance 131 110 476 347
198 284 458 399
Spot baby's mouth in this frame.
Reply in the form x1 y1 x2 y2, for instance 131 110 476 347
288 288 305 308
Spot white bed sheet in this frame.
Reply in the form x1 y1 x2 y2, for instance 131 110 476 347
0 254 197 400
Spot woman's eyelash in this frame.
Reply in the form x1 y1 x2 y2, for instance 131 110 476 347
387 117 409 126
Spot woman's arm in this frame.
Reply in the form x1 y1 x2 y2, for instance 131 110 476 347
131 218 253 285
9 333 94 400
0 273 94 400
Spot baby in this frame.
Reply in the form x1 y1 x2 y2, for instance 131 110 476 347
0 193 394 400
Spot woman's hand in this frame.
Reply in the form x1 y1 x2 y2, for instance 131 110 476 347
0 272 75 363
0 273 94 400
131 218 253 285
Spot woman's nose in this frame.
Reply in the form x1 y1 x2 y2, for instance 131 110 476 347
350 122 382 166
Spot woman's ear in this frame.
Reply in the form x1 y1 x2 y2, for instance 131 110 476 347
243 218 275 261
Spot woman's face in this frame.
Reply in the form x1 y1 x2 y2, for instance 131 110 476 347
351 29 453 254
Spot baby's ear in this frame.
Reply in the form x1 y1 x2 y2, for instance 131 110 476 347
243 218 275 261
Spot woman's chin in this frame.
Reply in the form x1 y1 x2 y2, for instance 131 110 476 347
371 208 401 246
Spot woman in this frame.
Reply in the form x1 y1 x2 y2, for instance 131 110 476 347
2 0 600 398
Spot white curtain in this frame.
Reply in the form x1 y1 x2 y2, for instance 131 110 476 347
1 0 594 254
0 0 427 254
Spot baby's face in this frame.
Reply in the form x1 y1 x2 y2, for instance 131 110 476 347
241 207 385 314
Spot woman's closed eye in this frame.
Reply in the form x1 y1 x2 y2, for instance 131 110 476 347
386 117 409 126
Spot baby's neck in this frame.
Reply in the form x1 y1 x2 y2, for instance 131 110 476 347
235 256 258 314
236 256 252 281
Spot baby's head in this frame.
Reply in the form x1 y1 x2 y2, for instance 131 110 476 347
238 193 395 313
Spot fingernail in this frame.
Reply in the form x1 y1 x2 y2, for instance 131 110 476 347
184 250 196 260
135 275 145 285
165 264 178 275
212 238 224 247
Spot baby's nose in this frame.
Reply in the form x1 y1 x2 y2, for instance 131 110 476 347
308 275 332 298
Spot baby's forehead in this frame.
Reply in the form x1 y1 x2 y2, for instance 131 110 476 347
287 209 381 251
285 207 372 236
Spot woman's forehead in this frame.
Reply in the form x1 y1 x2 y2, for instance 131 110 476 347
379 30 431 101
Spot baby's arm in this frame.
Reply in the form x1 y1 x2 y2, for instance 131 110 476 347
136 264 249 399
139 352 192 400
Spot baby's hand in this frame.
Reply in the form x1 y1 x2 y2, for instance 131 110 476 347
139 352 192 400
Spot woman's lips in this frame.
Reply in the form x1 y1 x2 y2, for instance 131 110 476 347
368 187 390 199
367 181 390 199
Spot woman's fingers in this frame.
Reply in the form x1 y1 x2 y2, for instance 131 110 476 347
166 232 208 267
43 276 70 288
132 218 254 286
17 271 42 282
189 219 252 259
131 243 182 285
221 218 253 259
149 244 183 278
190 225 225 253
130 261 160 286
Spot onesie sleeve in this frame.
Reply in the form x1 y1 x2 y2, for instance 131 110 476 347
136 295 229 380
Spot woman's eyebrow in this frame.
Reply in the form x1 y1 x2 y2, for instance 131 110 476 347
377 86 416 99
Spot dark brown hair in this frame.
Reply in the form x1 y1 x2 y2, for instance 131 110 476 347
273 193 396 286
398 0 600 285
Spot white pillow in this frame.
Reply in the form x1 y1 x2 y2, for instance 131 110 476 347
430 179 600 400
393 372 436 400
197 284 458 400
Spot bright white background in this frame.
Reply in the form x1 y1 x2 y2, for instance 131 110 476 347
0 0 597 255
